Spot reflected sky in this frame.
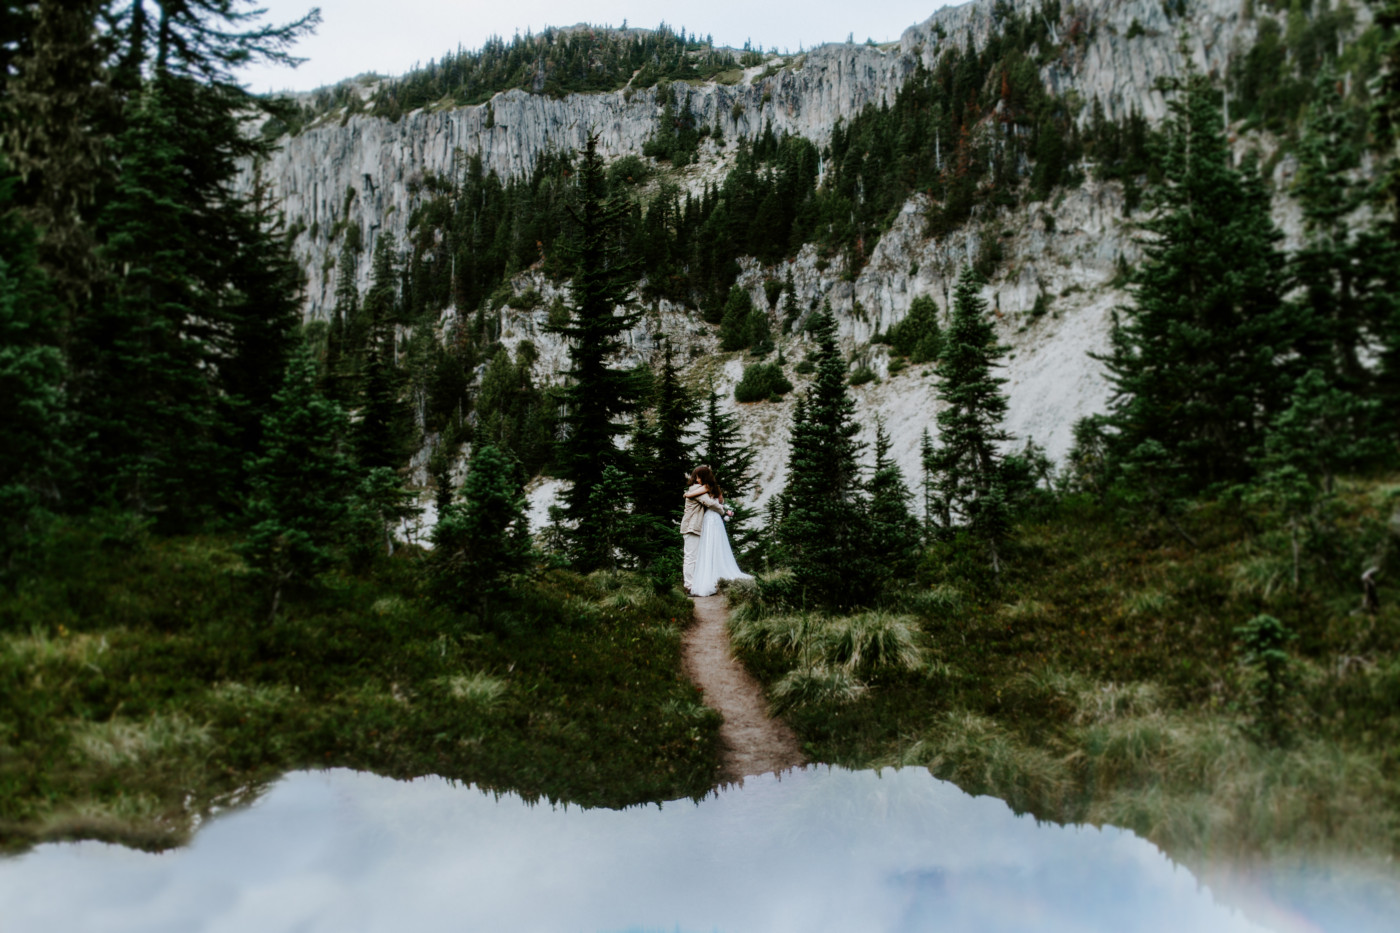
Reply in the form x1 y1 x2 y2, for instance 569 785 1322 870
1 766 1395 933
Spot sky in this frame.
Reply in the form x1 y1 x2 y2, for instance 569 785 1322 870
233 0 952 93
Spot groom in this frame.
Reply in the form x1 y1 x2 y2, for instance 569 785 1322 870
681 467 724 595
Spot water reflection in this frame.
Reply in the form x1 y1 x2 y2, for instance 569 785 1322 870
1 766 1395 932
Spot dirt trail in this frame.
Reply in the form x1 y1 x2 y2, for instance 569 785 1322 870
683 595 805 782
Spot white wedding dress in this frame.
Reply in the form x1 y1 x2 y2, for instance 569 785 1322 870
691 508 752 597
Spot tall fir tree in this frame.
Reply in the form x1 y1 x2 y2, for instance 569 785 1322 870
73 79 228 524
354 234 413 470
2 0 112 304
217 158 306 473
699 387 760 552
548 132 644 569
778 304 876 605
867 418 920 583
1097 75 1289 492
1291 67 1395 402
0 161 67 569
918 427 937 535
631 341 694 561
429 444 531 621
926 267 1014 573
242 344 356 621
1369 0 1400 425
324 235 359 402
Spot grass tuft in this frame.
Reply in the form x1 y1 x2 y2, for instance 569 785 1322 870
441 672 508 708
771 665 868 710
73 713 213 769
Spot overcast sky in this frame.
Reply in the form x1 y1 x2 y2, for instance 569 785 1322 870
234 1 952 93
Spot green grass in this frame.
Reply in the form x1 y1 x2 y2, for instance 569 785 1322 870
0 521 722 852
731 477 1400 862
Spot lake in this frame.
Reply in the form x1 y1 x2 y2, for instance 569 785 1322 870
2 765 1395 932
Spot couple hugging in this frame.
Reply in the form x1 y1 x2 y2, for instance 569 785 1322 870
680 465 753 597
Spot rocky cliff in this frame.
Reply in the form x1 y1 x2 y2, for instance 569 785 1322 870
247 0 1370 529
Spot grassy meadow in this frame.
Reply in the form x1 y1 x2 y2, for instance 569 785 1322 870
0 518 722 852
726 476 1400 862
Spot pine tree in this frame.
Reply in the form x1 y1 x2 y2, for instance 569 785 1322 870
429 444 531 620
867 419 920 582
926 266 1013 573
918 427 937 534
718 284 755 351
631 341 694 561
3 0 112 303
1291 67 1394 399
355 234 412 469
1247 369 1385 589
218 158 305 471
700 388 760 552
1368 0 1400 425
242 344 356 621
0 162 66 569
73 80 228 525
778 304 875 605
548 132 644 569
325 236 359 402
1097 75 1289 492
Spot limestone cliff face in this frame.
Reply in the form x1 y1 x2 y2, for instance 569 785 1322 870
249 0 1363 525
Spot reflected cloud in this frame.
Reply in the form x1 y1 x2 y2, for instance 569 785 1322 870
1 766 1394 933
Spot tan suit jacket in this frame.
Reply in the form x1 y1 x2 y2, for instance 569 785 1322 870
681 483 724 535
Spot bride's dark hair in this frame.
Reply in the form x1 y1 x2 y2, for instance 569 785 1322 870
694 464 723 501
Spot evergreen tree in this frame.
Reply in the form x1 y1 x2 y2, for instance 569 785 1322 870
918 427 937 534
1247 369 1385 589
354 234 412 469
475 342 553 475
926 267 1013 573
344 466 422 568
2 0 112 303
867 419 920 582
631 341 694 561
0 162 66 569
747 303 774 357
218 158 305 470
355 338 412 470
1097 75 1289 492
242 344 356 621
548 132 644 569
889 295 943 363
324 235 359 402
1291 67 1395 399
1368 0 1400 423
429 444 531 620
700 388 760 552
778 304 875 605
73 80 228 524
718 284 755 351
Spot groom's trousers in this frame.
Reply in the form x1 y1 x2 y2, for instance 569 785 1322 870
683 532 700 591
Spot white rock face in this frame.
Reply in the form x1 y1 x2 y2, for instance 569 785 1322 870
245 0 1365 520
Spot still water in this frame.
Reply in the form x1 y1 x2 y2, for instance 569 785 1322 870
1 766 1396 933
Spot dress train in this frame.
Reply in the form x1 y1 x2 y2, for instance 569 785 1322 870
691 509 752 597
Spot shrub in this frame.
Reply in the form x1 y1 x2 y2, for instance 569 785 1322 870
1236 614 1297 744
848 365 876 386
734 362 793 402
607 155 652 187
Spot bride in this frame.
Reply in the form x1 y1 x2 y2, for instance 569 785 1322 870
685 465 753 597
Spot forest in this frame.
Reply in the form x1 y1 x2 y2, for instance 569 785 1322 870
1 0 1400 865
